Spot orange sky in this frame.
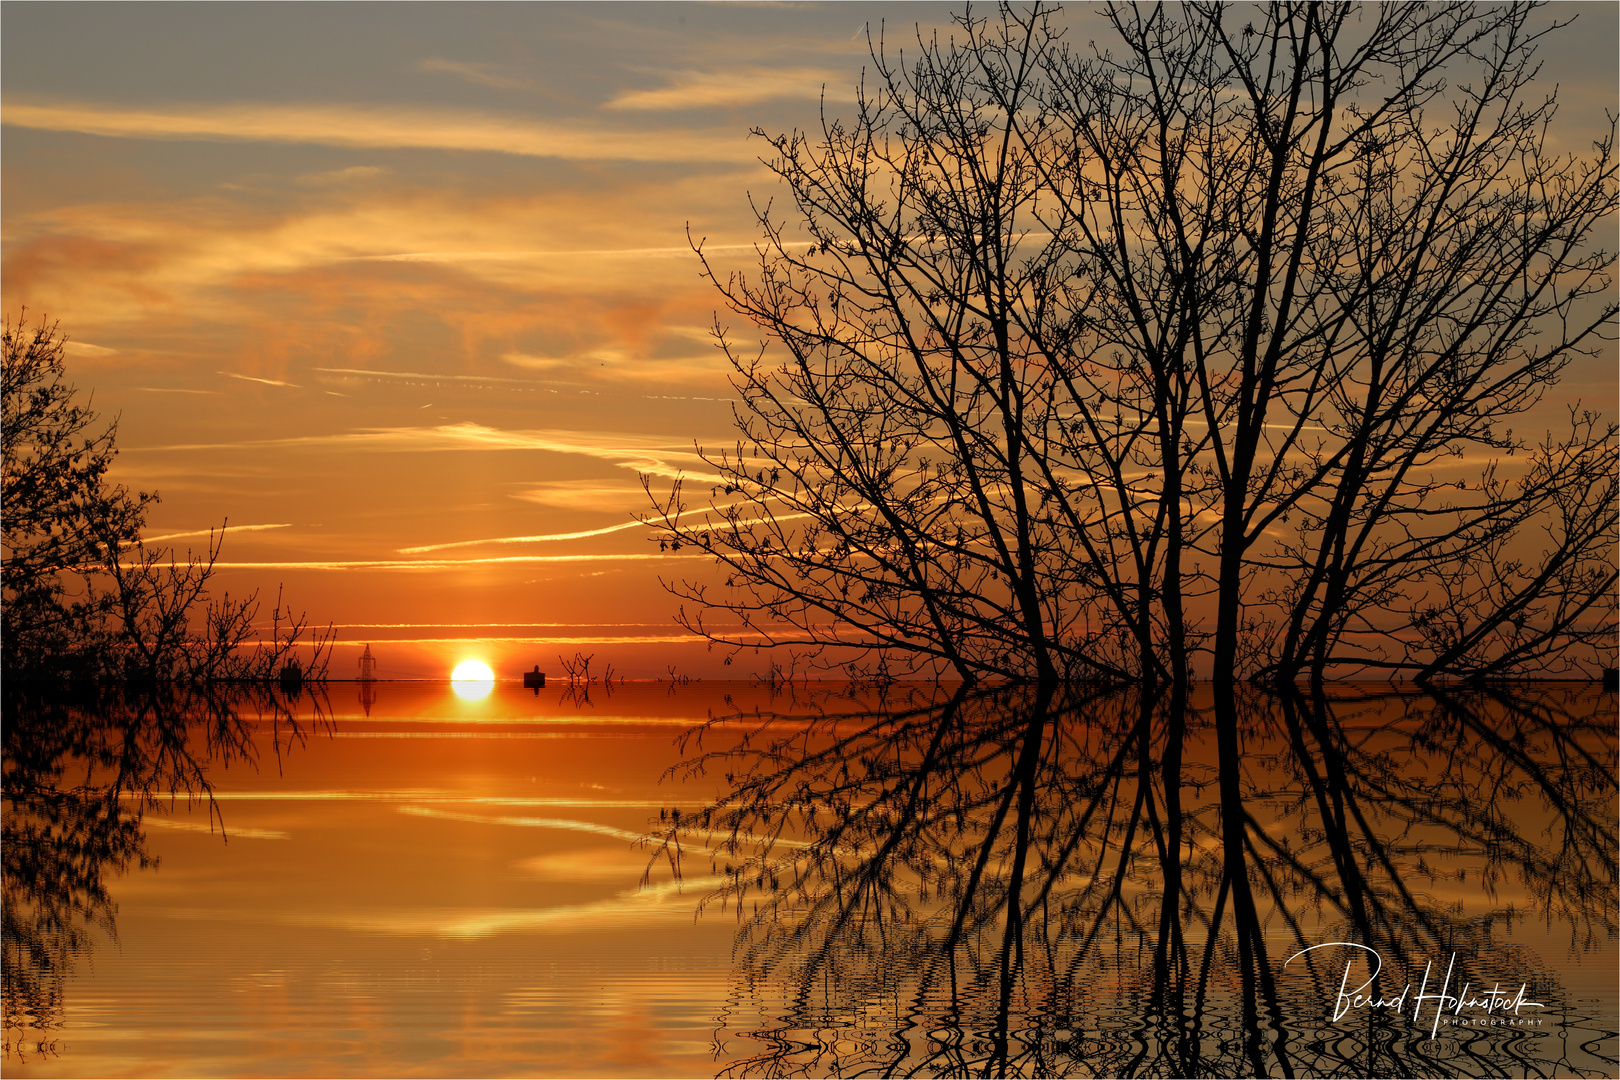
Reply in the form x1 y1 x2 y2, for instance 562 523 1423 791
4 3 1615 681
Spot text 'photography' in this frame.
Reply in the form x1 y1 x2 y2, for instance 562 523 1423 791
2 2 1616 1078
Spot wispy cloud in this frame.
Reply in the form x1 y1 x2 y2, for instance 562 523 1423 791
2 99 755 163
328 621 678 629
2 178 757 362
606 66 839 111
220 371 300 388
294 164 390 187
355 240 808 264
398 519 646 554
494 351 735 393
417 58 534 92
313 634 706 644
314 366 560 388
511 480 651 510
399 503 828 555
204 552 705 571
133 421 726 482
64 340 117 357
499 352 570 371
315 360 730 400
143 522 292 543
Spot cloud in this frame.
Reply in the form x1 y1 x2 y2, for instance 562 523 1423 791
63 340 117 357
1 172 756 363
606 66 839 111
511 480 650 510
294 165 390 187
220 371 300 388
204 552 705 571
496 349 735 388
327 621 678 629
417 58 534 92
355 241 798 263
2 99 756 164
141 522 292 544
398 501 829 555
662 323 723 345
499 352 570 371
316 365 561 388
133 421 727 482
398 519 648 554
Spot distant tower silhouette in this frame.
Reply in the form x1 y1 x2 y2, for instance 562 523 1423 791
358 644 378 716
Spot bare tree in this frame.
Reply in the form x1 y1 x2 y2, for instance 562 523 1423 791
651 7 1160 686
1037 1 1617 690
650 2 1616 689
107 536 334 685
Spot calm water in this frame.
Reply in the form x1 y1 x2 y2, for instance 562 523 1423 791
3 680 1615 1078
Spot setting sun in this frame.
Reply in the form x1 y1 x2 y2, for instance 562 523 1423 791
451 660 494 682
449 659 495 700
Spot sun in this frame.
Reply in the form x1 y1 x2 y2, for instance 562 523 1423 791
451 659 494 682
450 659 495 700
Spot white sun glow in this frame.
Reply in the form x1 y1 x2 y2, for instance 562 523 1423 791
450 659 495 700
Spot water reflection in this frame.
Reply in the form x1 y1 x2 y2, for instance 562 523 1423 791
650 685 1617 1077
1 683 326 1060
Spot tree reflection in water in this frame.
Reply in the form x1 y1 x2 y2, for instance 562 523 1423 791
1 683 327 1061
649 685 1616 1078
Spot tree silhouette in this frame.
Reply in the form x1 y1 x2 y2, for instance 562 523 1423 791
2 315 332 684
2 316 151 681
1039 1 1618 690
649 2 1616 689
